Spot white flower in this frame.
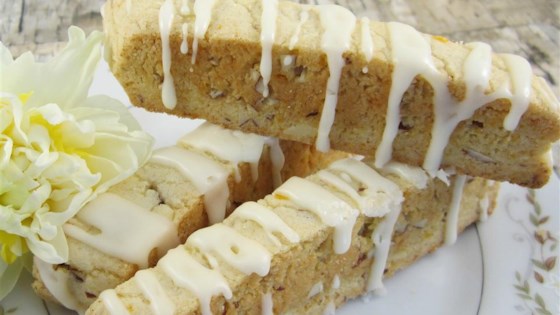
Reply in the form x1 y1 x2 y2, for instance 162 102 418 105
0 26 153 299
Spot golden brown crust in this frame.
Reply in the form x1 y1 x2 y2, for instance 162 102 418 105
85 166 499 315
103 0 560 188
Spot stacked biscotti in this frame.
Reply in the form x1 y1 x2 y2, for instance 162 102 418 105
54 0 560 314
86 158 499 314
31 122 347 312
103 0 560 188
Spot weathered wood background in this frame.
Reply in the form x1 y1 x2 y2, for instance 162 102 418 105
1 0 559 95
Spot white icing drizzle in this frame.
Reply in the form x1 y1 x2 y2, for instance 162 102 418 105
332 275 340 290
289 7 310 50
445 175 467 245
307 281 324 298
423 42 496 173
159 247 232 315
379 161 429 189
100 289 130 315
328 158 404 218
262 292 274 315
126 0 132 14
135 270 175 315
63 193 179 268
187 224 272 276
179 122 274 184
181 0 191 15
267 137 286 188
367 202 402 294
478 195 490 222
192 0 217 64
181 23 189 54
375 22 441 168
323 301 336 315
34 257 84 313
274 177 359 254
315 5 357 152
159 0 177 110
502 53 533 131
316 170 364 210
231 201 300 246
360 17 374 73
150 146 230 224
376 23 533 173
259 0 279 97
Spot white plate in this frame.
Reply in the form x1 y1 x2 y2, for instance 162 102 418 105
2 61 559 315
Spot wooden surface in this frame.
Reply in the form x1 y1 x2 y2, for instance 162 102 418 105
1 0 559 94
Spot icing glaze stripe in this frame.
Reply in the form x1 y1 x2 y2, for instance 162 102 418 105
150 146 230 224
315 5 357 152
368 205 401 293
159 247 232 315
192 0 217 64
63 193 179 268
360 17 374 73
259 0 279 97
423 42 493 173
502 53 532 131
100 289 130 315
159 0 177 110
187 224 272 276
328 158 404 218
274 176 359 254
445 175 467 245
179 122 269 183
231 201 300 246
289 7 310 50
375 22 441 168
135 270 176 315
262 292 273 315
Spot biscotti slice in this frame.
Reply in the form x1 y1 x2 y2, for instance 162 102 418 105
102 0 560 188
86 158 499 314
31 122 347 313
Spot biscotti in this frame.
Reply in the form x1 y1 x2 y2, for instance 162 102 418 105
86 158 499 314
31 122 347 313
103 0 560 188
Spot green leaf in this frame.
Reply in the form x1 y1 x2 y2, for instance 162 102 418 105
523 280 531 294
516 293 532 300
535 293 546 309
514 284 526 292
550 243 557 252
530 214 539 226
515 271 522 282
532 259 547 271
536 307 552 315
527 190 536 204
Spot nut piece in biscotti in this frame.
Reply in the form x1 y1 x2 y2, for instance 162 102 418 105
32 123 348 313
85 158 499 314
103 0 560 188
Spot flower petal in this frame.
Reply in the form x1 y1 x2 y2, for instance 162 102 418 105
1 27 104 110
0 256 23 300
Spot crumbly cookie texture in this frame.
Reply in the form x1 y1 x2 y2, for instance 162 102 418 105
32 139 346 311
103 0 560 188
85 161 498 315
